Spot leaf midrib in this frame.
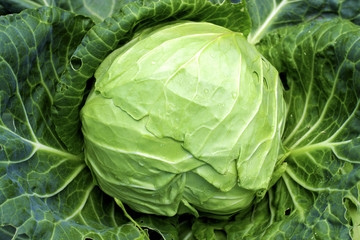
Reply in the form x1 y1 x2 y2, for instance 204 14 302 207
0 124 82 162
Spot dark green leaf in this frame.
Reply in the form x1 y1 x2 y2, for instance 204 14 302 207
251 17 360 239
0 7 144 239
246 0 360 44
0 0 123 22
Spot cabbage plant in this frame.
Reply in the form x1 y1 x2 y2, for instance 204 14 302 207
1 0 360 239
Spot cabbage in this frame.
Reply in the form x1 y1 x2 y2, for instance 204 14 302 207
81 21 286 216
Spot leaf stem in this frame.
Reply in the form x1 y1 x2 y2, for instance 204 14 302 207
248 0 290 44
115 199 150 240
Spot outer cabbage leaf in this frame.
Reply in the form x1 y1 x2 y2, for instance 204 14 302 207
0 0 250 25
0 7 150 240
223 17 360 239
0 0 125 23
246 0 360 44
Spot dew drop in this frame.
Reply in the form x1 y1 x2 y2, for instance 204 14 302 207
168 103 176 111
204 88 209 94
232 92 237 99
121 176 129 184
209 49 217 58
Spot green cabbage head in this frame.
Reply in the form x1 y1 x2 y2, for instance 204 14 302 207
80 21 286 217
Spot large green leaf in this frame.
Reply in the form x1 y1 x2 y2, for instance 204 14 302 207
0 0 125 23
0 7 147 239
228 17 360 239
246 0 360 44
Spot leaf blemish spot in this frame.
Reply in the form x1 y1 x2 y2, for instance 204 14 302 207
285 208 291 215
70 56 83 71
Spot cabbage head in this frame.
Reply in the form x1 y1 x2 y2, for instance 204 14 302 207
80 21 286 217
